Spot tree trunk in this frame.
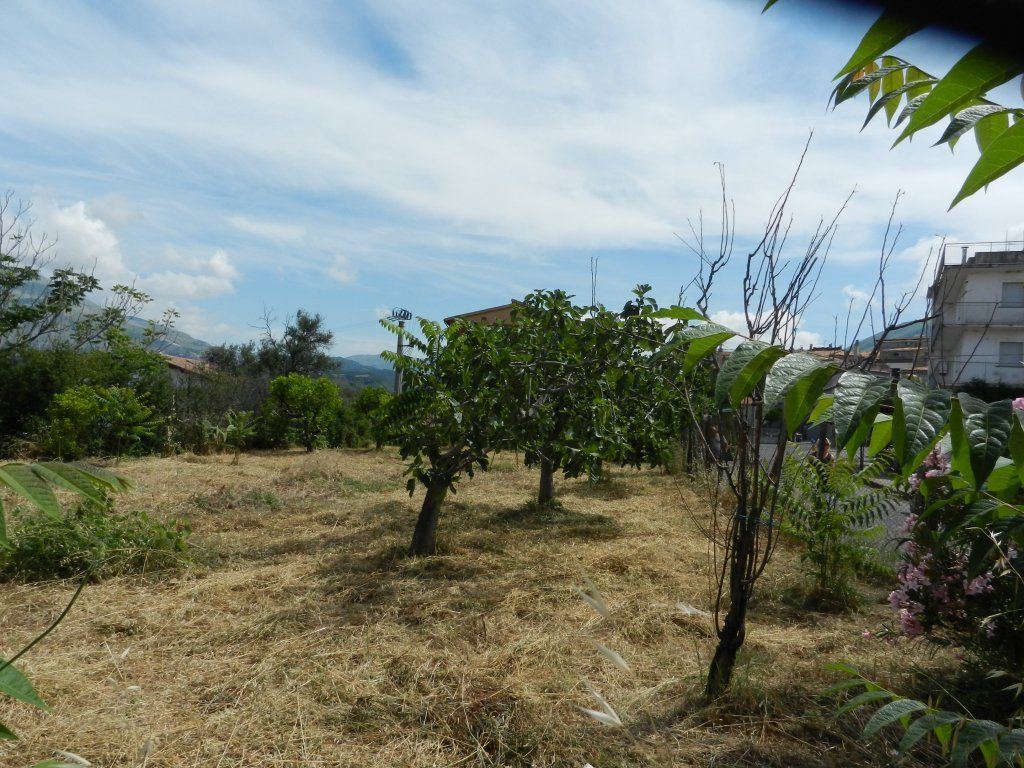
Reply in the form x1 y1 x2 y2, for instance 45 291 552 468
409 480 448 556
705 591 748 699
538 455 556 505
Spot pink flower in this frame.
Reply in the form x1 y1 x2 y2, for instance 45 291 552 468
861 629 873 639
899 608 925 637
1012 396 1024 413
964 573 994 595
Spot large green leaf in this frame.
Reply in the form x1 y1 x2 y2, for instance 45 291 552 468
0 464 60 519
862 75 937 129
950 120 1024 209
0 660 48 709
1009 416 1024 484
862 698 929 740
898 44 1024 145
934 105 1016 148
30 463 107 504
649 306 706 322
880 61 905 122
974 110 1012 153
898 710 964 754
999 729 1024 765
950 719 1006 767
834 11 923 80
670 323 736 374
892 380 950 476
763 352 835 436
834 63 907 106
868 414 893 457
949 394 1014 490
833 372 891 454
714 340 785 410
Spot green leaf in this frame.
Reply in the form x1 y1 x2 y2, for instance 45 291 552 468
714 340 785 411
862 698 929 740
808 395 834 426
833 372 891 454
834 11 924 80
985 458 1020 499
868 414 893 457
934 105 1016 148
1009 417 1024 484
862 76 937 129
881 64 905 122
950 119 1024 209
897 44 1024 145
950 394 1014 490
0 720 16 739
0 660 48 709
892 380 950 476
763 352 826 409
30 464 106 504
0 464 60 519
950 719 1006 767
999 729 1024 765
895 92 929 127
897 710 964 754
837 688 898 716
783 374 833 437
834 64 908 106
671 323 736 375
649 306 706 322
974 110 1012 153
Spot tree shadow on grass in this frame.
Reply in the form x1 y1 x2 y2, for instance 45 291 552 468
490 500 622 540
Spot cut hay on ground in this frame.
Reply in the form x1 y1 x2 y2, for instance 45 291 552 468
1 449 945 766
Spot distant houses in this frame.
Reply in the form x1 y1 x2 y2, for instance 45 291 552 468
161 354 212 386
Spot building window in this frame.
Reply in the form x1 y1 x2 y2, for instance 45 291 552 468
999 341 1023 367
1002 281 1024 307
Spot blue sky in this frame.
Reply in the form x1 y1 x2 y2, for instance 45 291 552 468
3 0 1022 354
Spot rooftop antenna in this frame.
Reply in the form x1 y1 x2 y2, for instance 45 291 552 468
388 307 412 394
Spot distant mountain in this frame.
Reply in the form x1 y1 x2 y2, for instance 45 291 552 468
345 353 392 371
129 321 211 358
856 319 926 348
329 356 393 392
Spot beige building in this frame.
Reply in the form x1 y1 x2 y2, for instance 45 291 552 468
927 243 1024 388
443 302 517 326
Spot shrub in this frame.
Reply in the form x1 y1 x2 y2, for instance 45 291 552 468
0 494 190 581
44 384 160 459
268 373 342 452
779 452 901 610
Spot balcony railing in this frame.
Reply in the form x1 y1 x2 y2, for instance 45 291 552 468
946 301 1024 325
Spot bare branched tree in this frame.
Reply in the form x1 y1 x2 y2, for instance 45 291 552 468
0 190 150 357
676 136 854 698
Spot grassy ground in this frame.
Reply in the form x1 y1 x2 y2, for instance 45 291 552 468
0 449 948 767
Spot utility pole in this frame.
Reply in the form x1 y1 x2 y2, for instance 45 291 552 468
388 307 412 395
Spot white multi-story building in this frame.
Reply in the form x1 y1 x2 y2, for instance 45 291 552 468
927 242 1024 389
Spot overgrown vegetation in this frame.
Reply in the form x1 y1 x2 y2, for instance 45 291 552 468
0 495 190 582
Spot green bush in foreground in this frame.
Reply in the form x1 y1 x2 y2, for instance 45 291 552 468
0 495 190 582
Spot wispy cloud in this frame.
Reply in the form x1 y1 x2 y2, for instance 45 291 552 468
2 0 1022 350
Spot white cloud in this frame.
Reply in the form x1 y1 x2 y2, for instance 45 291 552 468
36 199 128 284
227 214 306 242
137 248 239 300
326 254 356 284
709 308 823 350
842 284 871 308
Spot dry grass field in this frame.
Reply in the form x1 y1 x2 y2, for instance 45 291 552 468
0 449 947 767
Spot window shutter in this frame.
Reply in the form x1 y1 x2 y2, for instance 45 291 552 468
1001 282 1024 307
